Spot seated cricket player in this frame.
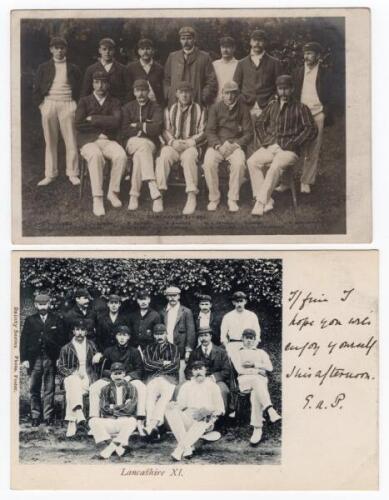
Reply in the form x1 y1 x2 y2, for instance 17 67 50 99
185 327 231 412
57 319 102 437
247 74 317 216
75 70 127 217
88 325 146 435
143 323 180 440
165 360 225 461
121 79 163 213
230 329 281 445
203 81 253 212
155 81 206 215
89 362 138 459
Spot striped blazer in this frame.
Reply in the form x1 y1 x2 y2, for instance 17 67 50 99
162 102 206 147
57 339 99 384
255 97 318 155
143 341 180 385
100 380 138 418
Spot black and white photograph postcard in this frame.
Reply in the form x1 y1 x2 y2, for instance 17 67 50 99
11 250 378 489
11 8 370 243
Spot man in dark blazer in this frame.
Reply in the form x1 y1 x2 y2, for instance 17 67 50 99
161 286 196 383
164 26 217 108
194 294 221 345
20 294 66 426
62 288 96 342
95 294 131 351
76 70 127 217
128 289 161 352
184 327 231 412
127 38 165 108
292 42 333 194
81 38 129 104
33 36 81 187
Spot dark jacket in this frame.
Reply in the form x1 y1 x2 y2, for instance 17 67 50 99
81 60 129 104
100 380 138 418
164 47 217 108
62 304 96 341
293 63 333 125
143 341 180 385
20 312 66 368
101 343 144 381
185 344 231 383
206 98 253 149
32 59 82 106
75 94 122 148
57 339 99 384
128 308 161 350
161 304 196 359
233 53 283 109
95 311 132 351
127 60 165 107
121 99 163 146
194 311 221 345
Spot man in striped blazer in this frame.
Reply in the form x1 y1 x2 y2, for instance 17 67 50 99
143 323 180 440
155 81 206 215
247 74 317 216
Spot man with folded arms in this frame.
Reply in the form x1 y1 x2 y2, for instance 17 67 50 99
155 81 206 215
95 294 130 350
143 323 180 440
75 70 127 217
89 362 138 459
247 74 317 216
121 79 163 213
203 81 252 213
166 360 225 461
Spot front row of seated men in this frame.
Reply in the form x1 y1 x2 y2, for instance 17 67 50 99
75 70 317 217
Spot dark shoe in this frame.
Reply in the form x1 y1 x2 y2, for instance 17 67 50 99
31 418 40 427
148 426 161 442
44 418 55 427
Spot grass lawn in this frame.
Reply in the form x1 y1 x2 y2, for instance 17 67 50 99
20 107 345 237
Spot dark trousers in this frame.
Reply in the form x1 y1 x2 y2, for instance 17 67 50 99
29 355 55 420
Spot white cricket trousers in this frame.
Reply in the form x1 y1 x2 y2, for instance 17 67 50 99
40 98 79 178
88 378 147 418
203 147 246 202
301 112 325 185
237 374 272 428
145 377 176 427
247 144 298 205
63 373 90 422
165 407 213 449
89 416 137 445
80 139 127 197
156 145 199 194
126 137 160 199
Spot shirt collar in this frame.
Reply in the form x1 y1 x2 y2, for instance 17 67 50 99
94 92 107 105
304 61 320 73
140 58 153 69
250 51 265 63
53 57 67 64
167 302 180 312
183 47 195 56
178 102 192 113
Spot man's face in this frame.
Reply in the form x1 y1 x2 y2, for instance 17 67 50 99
233 298 247 312
220 45 235 60
35 301 49 314
199 300 211 313
222 89 239 107
180 34 195 51
76 295 90 308
154 331 167 344
167 293 180 306
73 327 87 342
176 89 193 107
250 38 265 54
138 46 154 62
277 85 293 100
116 332 130 346
134 87 149 105
242 336 256 349
199 333 212 347
111 370 125 382
108 300 120 314
192 366 207 382
304 50 319 67
93 79 109 98
137 297 150 310
50 45 67 60
99 44 115 63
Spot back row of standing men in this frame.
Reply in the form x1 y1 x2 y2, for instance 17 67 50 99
33 27 331 216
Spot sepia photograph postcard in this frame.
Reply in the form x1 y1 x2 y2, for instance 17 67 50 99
10 250 378 489
11 8 371 244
